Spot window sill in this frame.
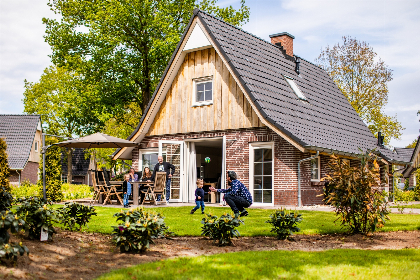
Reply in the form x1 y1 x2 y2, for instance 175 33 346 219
192 102 213 107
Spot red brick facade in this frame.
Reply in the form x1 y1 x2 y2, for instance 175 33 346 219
9 161 39 185
132 127 331 206
270 34 294 57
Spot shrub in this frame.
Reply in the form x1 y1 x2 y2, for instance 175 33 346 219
393 188 416 202
15 197 58 240
0 187 13 212
10 180 39 199
414 168 420 200
266 208 303 240
57 202 97 231
324 151 390 235
201 212 243 246
0 138 11 192
37 145 63 202
112 208 169 253
62 183 93 200
0 210 29 261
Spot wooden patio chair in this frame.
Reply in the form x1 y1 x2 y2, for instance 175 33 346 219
90 170 106 204
102 168 124 206
142 172 166 205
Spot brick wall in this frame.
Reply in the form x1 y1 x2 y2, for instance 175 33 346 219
133 127 326 206
270 35 294 56
9 161 39 185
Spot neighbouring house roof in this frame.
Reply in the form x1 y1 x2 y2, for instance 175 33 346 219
61 148 91 176
394 147 415 163
0 114 41 170
114 9 407 164
402 136 419 177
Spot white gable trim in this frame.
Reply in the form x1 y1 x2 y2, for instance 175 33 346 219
183 23 212 52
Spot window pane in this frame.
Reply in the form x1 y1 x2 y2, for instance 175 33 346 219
263 162 272 175
311 158 319 180
205 82 212 90
262 176 272 190
254 176 263 189
171 189 180 199
254 190 262 203
263 149 272 161
254 149 263 162
263 190 272 203
254 163 262 175
197 90 205 102
205 90 212 101
197 83 204 92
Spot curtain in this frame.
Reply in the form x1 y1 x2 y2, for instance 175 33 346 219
188 142 197 201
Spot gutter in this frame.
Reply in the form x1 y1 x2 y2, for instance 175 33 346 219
298 151 319 207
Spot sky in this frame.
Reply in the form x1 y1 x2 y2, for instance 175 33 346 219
0 0 419 148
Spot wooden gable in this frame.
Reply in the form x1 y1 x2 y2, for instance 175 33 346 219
146 48 264 136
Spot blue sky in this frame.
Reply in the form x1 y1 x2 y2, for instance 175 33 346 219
0 0 419 147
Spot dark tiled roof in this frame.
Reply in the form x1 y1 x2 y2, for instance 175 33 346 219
0 114 41 169
61 148 90 176
196 10 406 163
394 147 414 163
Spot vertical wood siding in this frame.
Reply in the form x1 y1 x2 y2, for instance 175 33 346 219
146 48 263 136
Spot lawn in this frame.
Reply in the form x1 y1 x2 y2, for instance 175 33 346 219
391 204 420 209
54 205 420 236
96 249 420 280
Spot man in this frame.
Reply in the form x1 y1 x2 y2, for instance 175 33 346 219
128 168 138 182
210 171 252 217
151 156 175 203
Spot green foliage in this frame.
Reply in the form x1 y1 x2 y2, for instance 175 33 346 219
38 145 63 202
201 212 243 246
0 210 29 261
324 152 390 234
0 138 11 191
266 208 303 240
414 168 420 199
405 138 417 148
112 208 170 253
15 197 58 240
393 188 416 202
42 0 250 133
403 178 409 191
10 180 39 199
316 37 403 144
0 187 13 212
62 183 93 200
57 202 97 231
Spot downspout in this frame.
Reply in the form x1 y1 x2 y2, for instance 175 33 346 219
18 170 21 186
298 151 319 207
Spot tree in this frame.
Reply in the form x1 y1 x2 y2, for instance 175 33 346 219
38 143 64 202
0 138 11 192
42 0 250 125
23 66 102 182
406 138 418 149
316 36 404 145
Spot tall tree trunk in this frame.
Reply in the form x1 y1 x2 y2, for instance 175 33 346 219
67 148 73 184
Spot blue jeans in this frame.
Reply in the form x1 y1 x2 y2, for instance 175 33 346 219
193 200 205 212
157 178 171 202
123 193 129 206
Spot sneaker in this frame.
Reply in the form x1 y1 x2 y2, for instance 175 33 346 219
201 211 205 214
166 201 169 205
190 210 195 214
240 211 249 217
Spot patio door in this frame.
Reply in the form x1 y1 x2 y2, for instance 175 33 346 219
158 140 184 202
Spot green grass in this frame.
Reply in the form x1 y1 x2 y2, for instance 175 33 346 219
391 204 420 209
52 206 420 236
96 249 420 280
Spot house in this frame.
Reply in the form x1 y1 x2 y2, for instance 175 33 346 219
113 10 409 206
61 148 92 185
401 136 419 188
0 114 42 185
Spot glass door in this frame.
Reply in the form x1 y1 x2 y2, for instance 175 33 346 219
158 141 184 202
250 143 273 205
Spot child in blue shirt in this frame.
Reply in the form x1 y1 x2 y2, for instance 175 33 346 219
122 174 132 208
190 179 207 214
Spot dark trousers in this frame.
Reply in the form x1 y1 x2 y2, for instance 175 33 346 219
224 194 251 214
157 178 171 201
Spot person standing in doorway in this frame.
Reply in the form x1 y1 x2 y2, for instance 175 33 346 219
151 156 175 204
210 171 252 217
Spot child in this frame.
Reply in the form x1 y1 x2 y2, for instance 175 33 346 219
190 179 207 214
122 174 132 208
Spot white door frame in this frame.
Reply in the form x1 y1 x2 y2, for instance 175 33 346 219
158 140 184 202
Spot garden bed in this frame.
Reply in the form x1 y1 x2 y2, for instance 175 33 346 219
1 229 419 280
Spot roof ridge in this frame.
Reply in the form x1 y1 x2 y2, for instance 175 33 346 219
0 114 40 117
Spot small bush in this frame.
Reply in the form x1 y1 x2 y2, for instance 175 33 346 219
57 202 97 231
201 212 243 246
0 210 29 261
62 183 93 200
15 197 58 241
10 180 39 199
393 189 416 203
0 187 13 212
37 145 63 202
266 208 303 240
112 208 170 253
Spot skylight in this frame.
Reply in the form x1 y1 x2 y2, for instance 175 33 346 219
284 76 307 100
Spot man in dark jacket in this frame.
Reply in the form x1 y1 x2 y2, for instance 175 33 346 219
151 156 175 203
210 171 252 217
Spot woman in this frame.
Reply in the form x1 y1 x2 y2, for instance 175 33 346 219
140 167 153 203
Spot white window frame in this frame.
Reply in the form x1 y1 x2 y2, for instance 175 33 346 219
311 156 321 182
284 75 307 100
249 142 274 206
34 141 39 152
138 148 166 173
192 76 213 107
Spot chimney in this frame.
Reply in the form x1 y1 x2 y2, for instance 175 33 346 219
269 32 295 57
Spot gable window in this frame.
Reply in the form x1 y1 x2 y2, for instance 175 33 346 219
193 76 213 106
284 76 307 100
34 141 39 152
311 157 320 181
